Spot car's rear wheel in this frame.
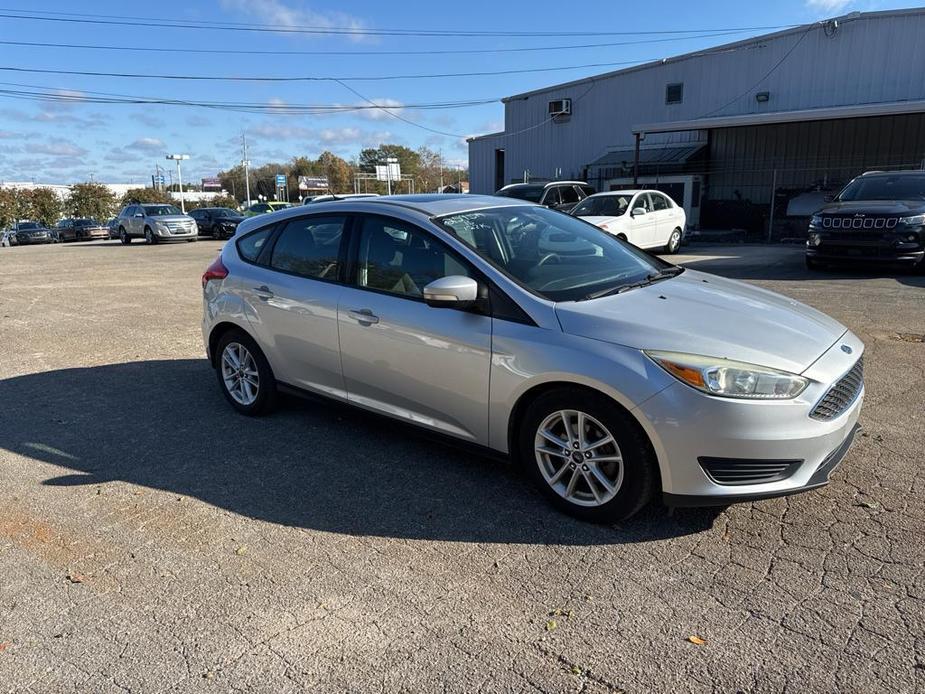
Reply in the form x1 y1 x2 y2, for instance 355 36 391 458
215 330 277 416
518 388 657 522
664 228 682 254
119 228 131 245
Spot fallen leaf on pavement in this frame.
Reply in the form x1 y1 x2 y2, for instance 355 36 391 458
856 499 880 510
0 642 12 653
687 635 707 645
545 620 558 632
66 573 86 584
234 545 247 556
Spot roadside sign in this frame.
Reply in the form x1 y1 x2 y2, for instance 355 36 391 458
375 164 401 182
201 177 221 190
299 175 329 190
275 174 287 187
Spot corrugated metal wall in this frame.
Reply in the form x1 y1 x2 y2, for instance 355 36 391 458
469 10 925 193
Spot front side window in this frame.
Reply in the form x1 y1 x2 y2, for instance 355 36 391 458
543 187 562 206
439 206 668 302
837 174 925 201
634 194 652 213
356 217 472 298
269 216 345 280
651 194 669 211
560 186 580 205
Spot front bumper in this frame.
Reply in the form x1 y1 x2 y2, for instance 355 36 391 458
806 227 924 264
16 235 53 244
154 226 197 240
636 331 865 505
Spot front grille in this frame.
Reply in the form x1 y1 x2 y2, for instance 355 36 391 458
821 215 898 230
810 357 864 421
165 221 195 234
698 457 802 486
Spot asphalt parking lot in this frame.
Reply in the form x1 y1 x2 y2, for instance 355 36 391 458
1 239 923 693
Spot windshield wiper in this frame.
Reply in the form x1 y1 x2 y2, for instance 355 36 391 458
584 266 684 300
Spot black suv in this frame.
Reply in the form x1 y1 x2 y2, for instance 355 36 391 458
495 181 596 213
806 170 925 270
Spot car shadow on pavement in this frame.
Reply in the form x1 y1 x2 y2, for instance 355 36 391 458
0 360 722 545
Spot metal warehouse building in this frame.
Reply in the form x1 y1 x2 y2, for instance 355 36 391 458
468 8 925 235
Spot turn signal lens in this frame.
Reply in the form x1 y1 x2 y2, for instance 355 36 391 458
645 351 809 399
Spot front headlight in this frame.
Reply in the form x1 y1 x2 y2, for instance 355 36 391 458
156 221 169 231
645 350 809 399
810 214 823 226
898 214 925 226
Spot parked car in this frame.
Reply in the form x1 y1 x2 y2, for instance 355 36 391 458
56 218 110 242
201 195 863 521
495 181 596 212
303 193 380 205
190 207 245 239
13 222 55 245
571 190 686 254
806 170 925 270
115 203 197 244
244 202 291 217
0 229 17 247
106 218 120 239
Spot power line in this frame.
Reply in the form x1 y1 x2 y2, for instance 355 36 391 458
0 9 797 38
0 30 763 58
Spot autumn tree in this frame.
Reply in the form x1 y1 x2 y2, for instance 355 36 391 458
0 187 23 229
30 188 63 228
119 188 173 207
67 182 118 220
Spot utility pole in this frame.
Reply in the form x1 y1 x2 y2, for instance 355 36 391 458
242 131 252 209
166 154 190 213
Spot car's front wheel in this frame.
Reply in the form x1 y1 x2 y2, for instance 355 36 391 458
519 388 657 522
119 228 131 245
144 227 157 245
215 330 277 416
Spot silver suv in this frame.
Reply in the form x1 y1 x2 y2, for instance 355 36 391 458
201 195 863 521
117 203 197 244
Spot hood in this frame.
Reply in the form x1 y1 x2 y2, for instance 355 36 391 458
217 215 245 223
555 269 846 374
576 215 623 228
819 200 924 215
153 215 194 223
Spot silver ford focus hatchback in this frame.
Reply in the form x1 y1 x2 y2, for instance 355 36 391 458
201 195 864 521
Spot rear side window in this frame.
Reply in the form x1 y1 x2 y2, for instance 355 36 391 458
579 185 596 197
237 226 274 263
269 216 346 280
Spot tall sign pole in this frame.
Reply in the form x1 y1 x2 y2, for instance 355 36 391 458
242 131 252 209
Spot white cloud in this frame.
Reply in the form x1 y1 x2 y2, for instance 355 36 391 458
358 99 404 121
24 140 88 157
126 137 166 153
220 0 369 41
805 0 851 12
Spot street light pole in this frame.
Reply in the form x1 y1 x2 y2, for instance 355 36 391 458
242 131 252 209
166 154 190 213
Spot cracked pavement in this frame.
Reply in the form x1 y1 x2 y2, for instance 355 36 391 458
0 240 923 693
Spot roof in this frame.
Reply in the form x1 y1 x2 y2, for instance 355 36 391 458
499 181 588 190
588 144 705 167
633 98 925 134
502 8 925 103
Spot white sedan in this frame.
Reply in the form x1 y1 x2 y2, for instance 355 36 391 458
571 190 685 254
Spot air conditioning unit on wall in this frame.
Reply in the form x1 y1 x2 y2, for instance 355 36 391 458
548 99 572 119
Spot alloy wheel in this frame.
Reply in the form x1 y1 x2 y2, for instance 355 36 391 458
534 409 624 507
221 342 260 406
668 230 681 253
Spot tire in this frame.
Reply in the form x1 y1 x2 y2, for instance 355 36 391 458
144 227 157 245
215 329 278 416
518 388 658 522
212 227 221 241
663 228 683 254
119 228 132 245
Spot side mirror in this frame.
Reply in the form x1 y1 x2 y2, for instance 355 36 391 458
423 276 478 309
134 213 144 218
631 207 647 217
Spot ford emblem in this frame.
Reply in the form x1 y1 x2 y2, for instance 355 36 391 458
841 345 853 354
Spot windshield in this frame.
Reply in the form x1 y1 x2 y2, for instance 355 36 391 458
76 219 99 226
438 206 669 302
838 174 925 201
17 222 41 230
144 205 182 216
497 186 545 203
571 194 633 218
212 208 239 217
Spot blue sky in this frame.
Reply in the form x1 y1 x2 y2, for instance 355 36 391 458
0 0 917 184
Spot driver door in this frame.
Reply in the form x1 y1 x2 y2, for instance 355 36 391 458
337 214 492 443
627 193 658 248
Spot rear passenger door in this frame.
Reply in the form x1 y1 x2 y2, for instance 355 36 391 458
336 214 492 443
241 215 350 397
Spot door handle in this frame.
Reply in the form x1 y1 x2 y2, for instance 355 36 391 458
348 308 379 325
253 285 274 299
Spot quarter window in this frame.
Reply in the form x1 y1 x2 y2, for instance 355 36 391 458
236 226 274 263
356 217 472 298
269 216 345 279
